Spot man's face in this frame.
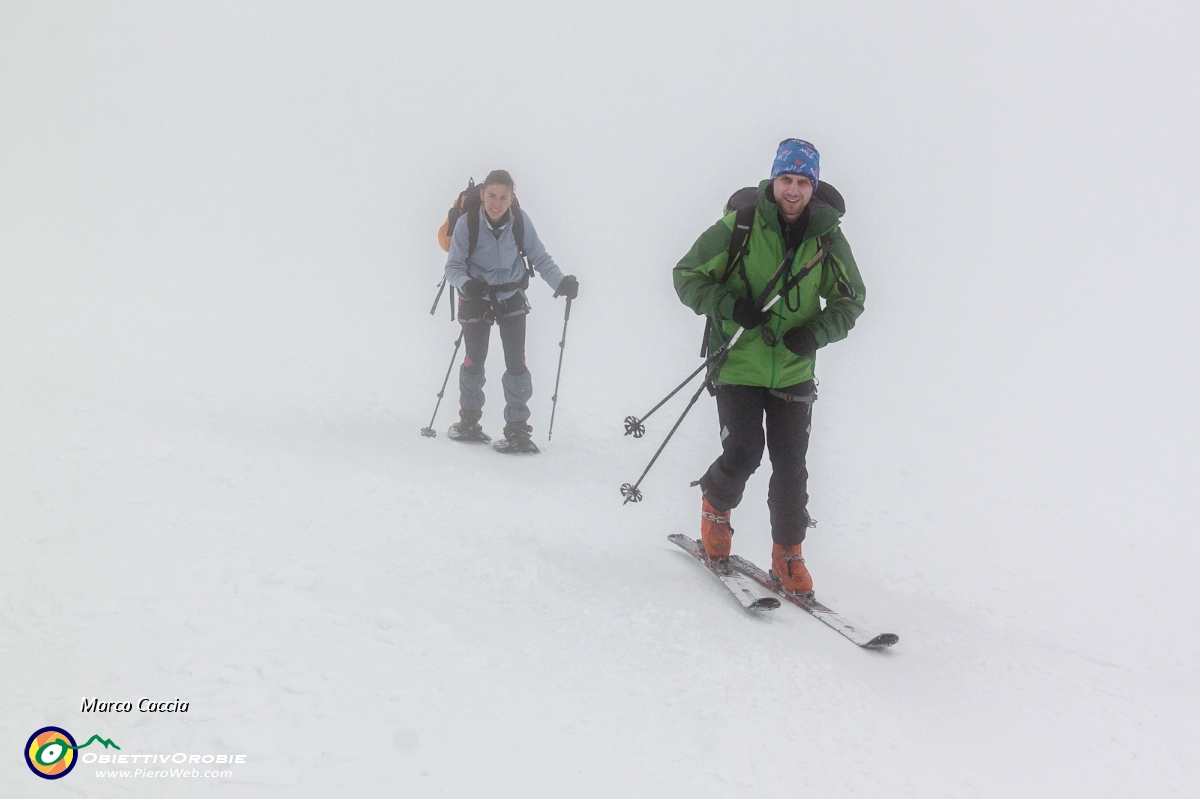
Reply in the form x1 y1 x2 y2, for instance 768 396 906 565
480 183 513 223
772 173 814 222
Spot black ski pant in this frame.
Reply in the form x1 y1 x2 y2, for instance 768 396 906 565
458 298 532 425
698 382 814 546
462 314 527 377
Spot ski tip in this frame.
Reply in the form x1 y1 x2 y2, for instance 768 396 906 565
862 633 899 650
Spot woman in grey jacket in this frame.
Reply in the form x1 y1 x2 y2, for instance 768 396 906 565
443 169 578 453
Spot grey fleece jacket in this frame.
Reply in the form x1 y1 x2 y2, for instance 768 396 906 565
444 205 566 301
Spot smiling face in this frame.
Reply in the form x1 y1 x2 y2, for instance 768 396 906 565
772 173 814 223
480 182 513 223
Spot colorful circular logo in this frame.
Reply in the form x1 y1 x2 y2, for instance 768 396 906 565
25 727 77 779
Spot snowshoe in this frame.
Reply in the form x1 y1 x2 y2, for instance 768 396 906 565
493 422 539 454
447 412 490 443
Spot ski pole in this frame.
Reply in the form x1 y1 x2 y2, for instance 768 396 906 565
623 293 783 438
420 330 464 438
621 378 708 504
622 248 799 438
547 297 572 441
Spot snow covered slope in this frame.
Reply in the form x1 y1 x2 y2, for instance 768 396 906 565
3 2 1198 796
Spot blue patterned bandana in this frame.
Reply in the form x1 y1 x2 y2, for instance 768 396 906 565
770 139 820 187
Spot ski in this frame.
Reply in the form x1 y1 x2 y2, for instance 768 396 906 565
668 535 780 612
727 554 898 649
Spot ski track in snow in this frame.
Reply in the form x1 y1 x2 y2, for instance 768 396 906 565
3 2 1199 796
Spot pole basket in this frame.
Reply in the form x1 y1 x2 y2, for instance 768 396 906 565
420 427 437 438
623 416 646 438
620 483 643 503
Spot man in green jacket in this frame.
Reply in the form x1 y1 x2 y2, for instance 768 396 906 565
673 139 866 594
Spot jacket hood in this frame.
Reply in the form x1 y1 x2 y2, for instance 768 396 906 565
757 178 844 240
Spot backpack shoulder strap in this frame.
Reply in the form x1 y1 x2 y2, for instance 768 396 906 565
510 198 533 279
702 202 757 358
511 200 527 255
468 195 527 266
721 204 756 284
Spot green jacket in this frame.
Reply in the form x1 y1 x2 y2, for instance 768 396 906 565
673 180 866 388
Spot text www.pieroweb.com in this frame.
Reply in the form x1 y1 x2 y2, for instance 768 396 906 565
96 768 232 778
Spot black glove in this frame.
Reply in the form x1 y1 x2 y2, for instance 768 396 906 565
782 325 818 357
460 278 487 300
555 274 579 300
731 298 769 330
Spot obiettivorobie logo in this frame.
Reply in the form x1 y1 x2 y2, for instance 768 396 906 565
24 727 120 780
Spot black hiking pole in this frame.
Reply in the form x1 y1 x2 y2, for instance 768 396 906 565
622 293 784 438
547 297 572 442
621 378 708 504
620 246 818 439
420 331 464 438
621 243 830 438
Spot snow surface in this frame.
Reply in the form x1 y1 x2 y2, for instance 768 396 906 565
3 1 1199 796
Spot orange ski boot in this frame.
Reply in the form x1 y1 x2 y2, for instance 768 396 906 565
772 542 813 595
700 497 733 560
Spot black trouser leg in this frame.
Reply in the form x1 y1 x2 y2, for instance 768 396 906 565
496 314 527 375
765 391 812 546
497 314 531 425
458 321 491 416
698 383 813 545
462 321 491 372
698 385 768 511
